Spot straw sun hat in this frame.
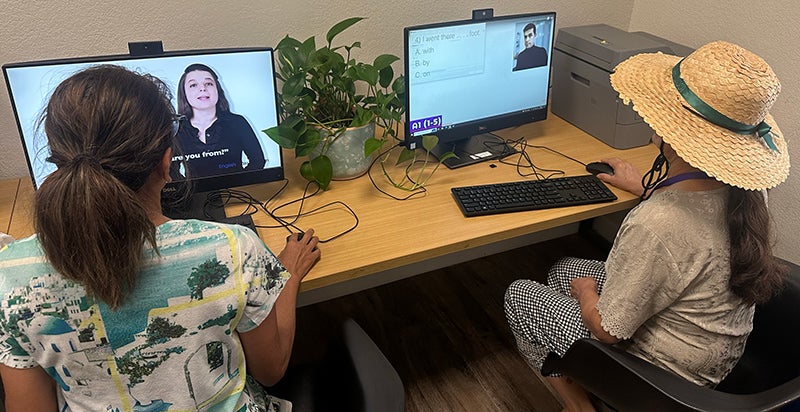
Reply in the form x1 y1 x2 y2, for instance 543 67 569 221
610 40 789 190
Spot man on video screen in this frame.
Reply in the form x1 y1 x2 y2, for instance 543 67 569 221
513 23 548 71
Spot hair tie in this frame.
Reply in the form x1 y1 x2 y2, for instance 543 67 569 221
71 153 103 168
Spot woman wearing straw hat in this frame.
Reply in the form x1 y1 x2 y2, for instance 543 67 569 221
505 41 790 411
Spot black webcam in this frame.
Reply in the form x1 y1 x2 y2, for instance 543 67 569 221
472 8 494 21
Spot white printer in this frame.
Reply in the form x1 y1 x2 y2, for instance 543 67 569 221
551 24 693 149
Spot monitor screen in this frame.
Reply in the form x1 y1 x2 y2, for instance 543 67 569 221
404 12 556 167
2 47 283 198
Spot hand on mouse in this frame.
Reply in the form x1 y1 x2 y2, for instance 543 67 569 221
278 229 321 281
596 158 645 197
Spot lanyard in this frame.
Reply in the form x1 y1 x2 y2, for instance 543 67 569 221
652 171 712 192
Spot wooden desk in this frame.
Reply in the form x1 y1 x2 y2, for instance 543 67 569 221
7 177 33 240
232 115 657 305
0 178 21 234
3 115 657 305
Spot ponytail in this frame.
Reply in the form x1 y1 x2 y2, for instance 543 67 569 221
35 160 156 308
727 187 787 305
34 65 174 309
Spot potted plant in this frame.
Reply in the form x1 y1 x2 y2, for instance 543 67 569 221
265 17 406 190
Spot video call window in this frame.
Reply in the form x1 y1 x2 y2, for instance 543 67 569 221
3 48 282 191
406 13 555 141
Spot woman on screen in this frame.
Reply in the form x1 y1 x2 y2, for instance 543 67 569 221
175 63 266 178
0 65 320 411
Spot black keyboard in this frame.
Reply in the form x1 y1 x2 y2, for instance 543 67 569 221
451 175 618 217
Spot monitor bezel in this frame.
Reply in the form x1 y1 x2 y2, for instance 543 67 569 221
403 11 556 150
2 46 284 195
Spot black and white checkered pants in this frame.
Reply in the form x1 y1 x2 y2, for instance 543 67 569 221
504 257 607 375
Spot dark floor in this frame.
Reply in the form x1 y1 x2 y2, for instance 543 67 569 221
291 232 610 411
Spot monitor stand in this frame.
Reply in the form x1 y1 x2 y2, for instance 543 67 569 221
162 191 226 221
161 190 258 232
430 133 517 169
161 192 258 233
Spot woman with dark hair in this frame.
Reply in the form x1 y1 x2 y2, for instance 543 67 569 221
175 63 266 178
0 65 319 411
505 41 790 411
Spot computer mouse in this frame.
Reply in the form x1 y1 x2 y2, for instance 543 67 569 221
586 161 614 176
286 232 305 242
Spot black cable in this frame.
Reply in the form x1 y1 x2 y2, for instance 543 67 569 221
267 181 359 243
528 144 588 167
493 135 567 180
480 132 519 158
640 142 669 201
202 180 359 243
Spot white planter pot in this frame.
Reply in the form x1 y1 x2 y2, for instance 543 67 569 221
313 123 377 180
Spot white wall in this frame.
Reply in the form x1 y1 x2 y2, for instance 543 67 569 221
628 0 800 262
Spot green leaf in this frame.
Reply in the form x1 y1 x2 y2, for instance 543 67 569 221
279 45 300 67
437 151 458 162
351 106 373 127
373 54 399 70
326 17 364 46
282 115 307 133
276 35 302 50
299 36 316 58
311 48 333 67
282 73 305 97
396 147 417 165
299 160 314 181
296 128 321 157
421 134 440 152
364 137 383 157
357 64 379 86
392 76 405 94
307 155 333 189
379 66 394 89
263 125 299 149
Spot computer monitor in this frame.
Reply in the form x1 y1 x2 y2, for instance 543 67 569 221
3 47 283 220
404 12 556 168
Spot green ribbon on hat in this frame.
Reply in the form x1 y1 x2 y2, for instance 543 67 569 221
672 59 779 152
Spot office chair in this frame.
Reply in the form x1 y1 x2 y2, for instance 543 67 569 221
269 318 405 412
541 258 800 412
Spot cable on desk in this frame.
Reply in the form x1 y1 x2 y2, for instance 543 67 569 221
203 181 359 243
492 135 566 180
480 132 520 158
366 133 587 196
485 132 600 181
268 181 359 243
528 143 588 167
202 184 301 233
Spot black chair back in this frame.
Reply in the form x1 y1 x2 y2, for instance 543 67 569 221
717 262 800 393
542 258 800 411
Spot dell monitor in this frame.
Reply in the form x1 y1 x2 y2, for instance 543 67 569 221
3 47 283 220
404 12 556 168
